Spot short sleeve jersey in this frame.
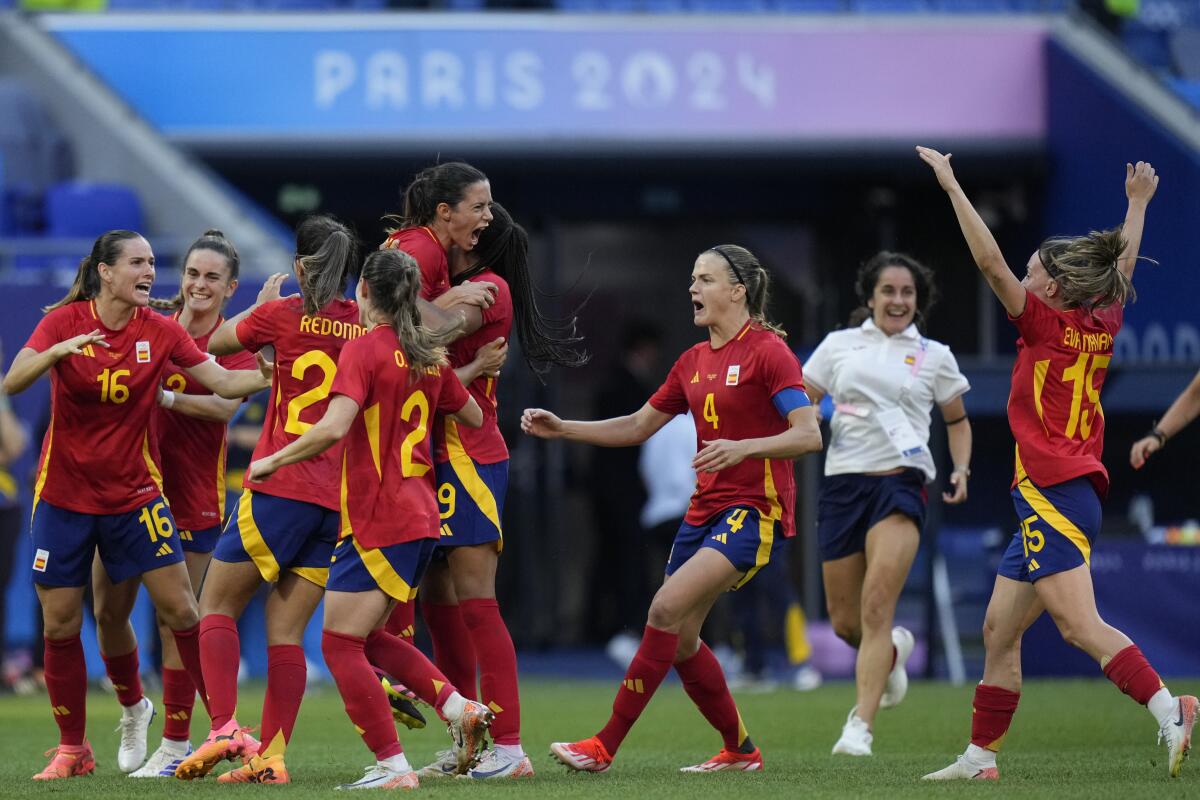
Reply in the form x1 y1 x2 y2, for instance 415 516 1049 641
382 227 450 302
154 314 256 531
648 322 806 537
235 296 365 510
434 270 513 466
331 325 471 548
1007 292 1123 497
803 320 969 482
26 301 207 515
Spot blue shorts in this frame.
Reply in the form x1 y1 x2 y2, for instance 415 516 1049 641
30 497 184 587
817 470 927 562
213 490 338 588
666 506 784 591
328 535 439 602
433 458 507 555
997 477 1100 583
179 524 222 555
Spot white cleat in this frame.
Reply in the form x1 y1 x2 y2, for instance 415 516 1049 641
116 696 155 773
831 707 872 756
1159 694 1197 778
879 626 915 709
335 762 419 790
461 747 535 779
129 740 191 777
416 748 461 779
922 755 999 781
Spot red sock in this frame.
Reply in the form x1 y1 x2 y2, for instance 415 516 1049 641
365 629 455 712
171 622 209 718
596 625 679 757
1103 644 1165 705
102 647 144 707
322 631 404 761
970 684 1020 751
45 636 89 746
199 614 240 729
259 644 306 757
385 600 416 640
461 598 520 745
423 602 477 700
161 667 196 742
675 642 749 752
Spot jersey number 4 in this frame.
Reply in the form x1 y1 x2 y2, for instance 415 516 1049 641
703 392 719 430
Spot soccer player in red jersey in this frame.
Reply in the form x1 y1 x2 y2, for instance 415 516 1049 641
175 215 363 784
415 204 587 780
917 148 1197 780
245 248 494 790
522 245 822 773
2 230 271 781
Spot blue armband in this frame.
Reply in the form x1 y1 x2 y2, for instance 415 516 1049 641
772 387 812 418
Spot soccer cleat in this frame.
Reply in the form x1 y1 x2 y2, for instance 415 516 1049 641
1159 694 1197 778
922 755 999 780
129 741 192 777
416 748 462 778
463 747 535 779
879 626 915 709
381 675 427 730
832 707 873 756
335 762 418 790
446 700 494 773
174 720 258 780
680 747 763 772
32 742 96 780
116 696 155 773
549 736 612 773
217 753 290 784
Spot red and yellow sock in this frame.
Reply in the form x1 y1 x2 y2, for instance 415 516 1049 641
198 614 240 729
259 644 306 757
462 598 521 746
322 631 404 761
161 667 196 742
45 636 88 746
596 625 679 757
423 602 477 700
1103 644 1164 705
102 647 144 708
969 683 1020 752
676 642 751 753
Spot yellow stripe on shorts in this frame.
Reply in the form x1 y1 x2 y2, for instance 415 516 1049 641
1016 479 1091 565
444 419 503 534
237 490 282 582
351 537 417 602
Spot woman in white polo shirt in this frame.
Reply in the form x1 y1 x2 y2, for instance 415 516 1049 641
802 251 972 757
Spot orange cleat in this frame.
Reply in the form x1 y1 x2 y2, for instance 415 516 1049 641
549 736 612 773
32 742 96 780
174 720 258 780
447 700 494 773
217 754 290 784
680 746 764 772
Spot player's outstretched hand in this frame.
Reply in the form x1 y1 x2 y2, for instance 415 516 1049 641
1125 161 1159 205
1129 434 1161 469
54 330 108 359
256 273 288 305
521 408 563 438
916 146 959 193
475 337 508 378
247 456 278 482
694 439 749 473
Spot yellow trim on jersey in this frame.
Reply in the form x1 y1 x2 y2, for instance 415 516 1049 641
339 450 353 540
733 460 781 589
142 432 165 496
1031 359 1050 436
31 419 53 521
363 402 382 479
444 419 503 534
351 536 417 602
1014 444 1028 483
216 439 227 522
237 490 282 582
290 566 329 588
1016 478 1091 566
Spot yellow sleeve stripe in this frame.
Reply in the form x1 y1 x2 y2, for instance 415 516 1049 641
444 419 502 534
31 419 53 522
1016 479 1091 566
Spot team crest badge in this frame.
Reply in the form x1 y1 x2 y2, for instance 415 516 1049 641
33 549 50 572
725 365 740 386
136 340 151 363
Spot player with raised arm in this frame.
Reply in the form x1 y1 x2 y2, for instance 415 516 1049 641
1130 367 1200 469
916 148 1196 780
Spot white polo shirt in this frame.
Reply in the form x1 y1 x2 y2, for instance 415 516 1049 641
803 319 969 482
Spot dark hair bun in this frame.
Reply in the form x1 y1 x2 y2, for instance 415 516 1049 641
203 229 225 239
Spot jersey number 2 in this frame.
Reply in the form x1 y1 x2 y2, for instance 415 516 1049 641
284 350 337 435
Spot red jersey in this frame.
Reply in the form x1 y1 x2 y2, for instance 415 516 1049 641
26 301 207 515
1007 292 1123 497
155 314 256 531
235 296 364 510
331 325 471 548
648 321 806 537
382 227 449 302
434 270 513 466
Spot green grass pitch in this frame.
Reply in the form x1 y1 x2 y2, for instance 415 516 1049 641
2 677 1197 798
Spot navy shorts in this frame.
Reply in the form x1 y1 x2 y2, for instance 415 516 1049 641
31 497 184 587
997 477 1100 583
433 458 507 557
666 506 785 591
179 524 222 555
817 470 927 562
328 535 439 602
213 490 339 588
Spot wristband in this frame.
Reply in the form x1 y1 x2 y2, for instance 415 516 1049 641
160 390 176 410
1148 422 1167 447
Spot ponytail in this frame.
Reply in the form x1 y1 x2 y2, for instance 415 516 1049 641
44 230 142 313
1038 227 1139 310
149 228 241 312
386 161 488 233
294 215 357 316
360 249 461 375
706 244 787 339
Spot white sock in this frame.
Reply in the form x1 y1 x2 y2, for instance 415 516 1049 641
965 743 996 768
161 738 190 755
379 753 412 773
1147 687 1176 727
495 743 525 759
440 691 467 722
